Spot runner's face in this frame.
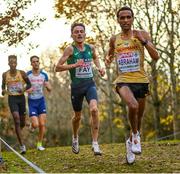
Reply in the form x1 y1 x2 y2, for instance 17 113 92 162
117 10 133 31
71 26 86 44
8 58 17 71
31 57 40 70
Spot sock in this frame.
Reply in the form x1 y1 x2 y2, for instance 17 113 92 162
92 141 98 145
37 141 42 147
73 136 78 142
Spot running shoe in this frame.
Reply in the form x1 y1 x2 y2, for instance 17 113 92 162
72 137 79 154
126 139 135 164
20 145 26 154
131 132 141 155
92 142 102 156
37 142 45 151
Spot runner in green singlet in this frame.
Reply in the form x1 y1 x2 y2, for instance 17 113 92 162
55 23 105 155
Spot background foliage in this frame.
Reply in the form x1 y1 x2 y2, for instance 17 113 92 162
0 0 179 148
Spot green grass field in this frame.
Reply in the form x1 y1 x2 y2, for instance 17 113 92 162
0 141 180 173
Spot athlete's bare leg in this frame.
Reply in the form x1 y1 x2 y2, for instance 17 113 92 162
38 114 46 142
12 111 23 146
117 86 139 135
89 99 99 142
72 111 81 138
31 116 39 129
137 98 146 132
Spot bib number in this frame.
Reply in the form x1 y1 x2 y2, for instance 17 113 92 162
75 62 93 78
9 82 23 93
117 52 140 73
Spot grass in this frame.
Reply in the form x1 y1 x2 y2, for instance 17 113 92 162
0 141 180 173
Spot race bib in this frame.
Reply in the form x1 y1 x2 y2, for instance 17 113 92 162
29 81 44 99
32 84 43 95
117 51 140 73
9 82 23 94
75 62 93 78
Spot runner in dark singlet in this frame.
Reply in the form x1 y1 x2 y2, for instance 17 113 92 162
1 55 32 154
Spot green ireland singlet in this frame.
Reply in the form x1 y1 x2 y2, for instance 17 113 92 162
67 43 94 84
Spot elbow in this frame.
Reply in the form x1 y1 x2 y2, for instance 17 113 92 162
153 53 159 61
151 51 159 61
27 83 32 89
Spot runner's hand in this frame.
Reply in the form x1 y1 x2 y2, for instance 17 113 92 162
75 59 85 67
133 30 146 43
1 89 6 96
26 87 33 94
44 81 52 92
98 68 105 77
104 57 112 68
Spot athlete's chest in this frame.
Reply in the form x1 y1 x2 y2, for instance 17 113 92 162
29 75 45 85
73 48 92 61
115 38 143 73
6 73 22 83
115 38 141 53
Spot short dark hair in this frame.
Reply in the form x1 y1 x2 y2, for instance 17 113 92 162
8 55 17 61
71 23 85 33
30 55 39 62
116 6 134 18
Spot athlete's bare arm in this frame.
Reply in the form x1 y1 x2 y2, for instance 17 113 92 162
91 45 105 77
20 70 32 91
44 81 52 92
133 30 159 60
55 46 84 72
105 35 116 67
1 72 6 96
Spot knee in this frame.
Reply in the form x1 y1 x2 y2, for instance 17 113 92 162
72 114 81 122
39 123 45 128
14 120 20 127
32 123 39 129
128 101 139 111
90 106 98 117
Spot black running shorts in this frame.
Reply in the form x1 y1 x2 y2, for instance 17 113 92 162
116 83 149 99
71 80 98 112
8 95 26 116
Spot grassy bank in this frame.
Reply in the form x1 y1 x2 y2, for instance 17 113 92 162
0 141 180 173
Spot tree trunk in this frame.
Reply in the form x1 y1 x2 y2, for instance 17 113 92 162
168 0 180 139
151 61 161 138
106 68 114 143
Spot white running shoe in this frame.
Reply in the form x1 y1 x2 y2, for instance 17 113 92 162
37 146 45 151
37 142 45 151
132 132 141 155
20 145 26 154
92 142 102 156
72 137 79 154
126 139 135 164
